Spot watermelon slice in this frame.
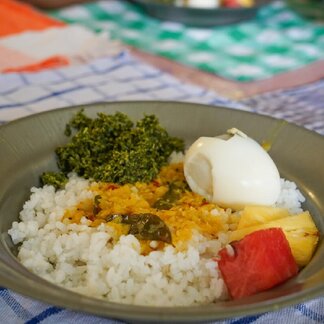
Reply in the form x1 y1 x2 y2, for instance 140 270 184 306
217 228 298 299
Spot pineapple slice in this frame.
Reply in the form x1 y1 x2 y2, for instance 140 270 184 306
230 211 319 267
237 206 290 229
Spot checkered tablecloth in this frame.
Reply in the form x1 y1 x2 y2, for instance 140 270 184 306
243 78 324 134
49 0 324 82
0 51 323 323
0 51 244 123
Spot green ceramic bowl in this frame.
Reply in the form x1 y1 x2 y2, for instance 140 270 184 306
0 101 323 322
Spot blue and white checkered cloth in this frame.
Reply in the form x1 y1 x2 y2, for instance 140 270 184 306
0 51 323 323
242 79 324 135
0 51 244 123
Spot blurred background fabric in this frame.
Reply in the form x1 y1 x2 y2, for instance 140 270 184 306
50 0 324 82
0 0 121 72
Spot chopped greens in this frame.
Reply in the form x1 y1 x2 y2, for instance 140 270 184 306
106 213 172 244
41 172 68 189
153 181 188 210
93 195 102 216
42 110 184 188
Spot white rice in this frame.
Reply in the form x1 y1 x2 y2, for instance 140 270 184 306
275 178 306 214
8 174 305 306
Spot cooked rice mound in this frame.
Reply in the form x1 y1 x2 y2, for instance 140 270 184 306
8 163 305 306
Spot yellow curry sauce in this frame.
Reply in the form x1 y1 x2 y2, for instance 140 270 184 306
63 163 240 254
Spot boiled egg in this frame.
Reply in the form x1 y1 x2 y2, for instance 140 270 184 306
184 128 281 210
183 0 220 8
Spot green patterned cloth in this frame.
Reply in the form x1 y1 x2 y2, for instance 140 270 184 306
50 0 324 82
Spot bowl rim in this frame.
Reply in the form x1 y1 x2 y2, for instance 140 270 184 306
0 101 323 322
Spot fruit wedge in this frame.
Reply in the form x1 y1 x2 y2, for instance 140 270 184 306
230 211 319 267
218 228 298 299
237 206 289 229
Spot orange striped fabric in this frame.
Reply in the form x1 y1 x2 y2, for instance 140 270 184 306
0 0 68 72
3 55 69 73
0 0 65 37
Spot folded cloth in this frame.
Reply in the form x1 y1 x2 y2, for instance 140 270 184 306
0 25 122 73
1 289 323 323
0 0 64 37
242 79 324 135
50 0 324 82
0 45 69 73
0 51 244 124
0 0 122 73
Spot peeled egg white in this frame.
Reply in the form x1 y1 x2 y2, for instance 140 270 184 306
184 129 281 210
184 0 220 8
